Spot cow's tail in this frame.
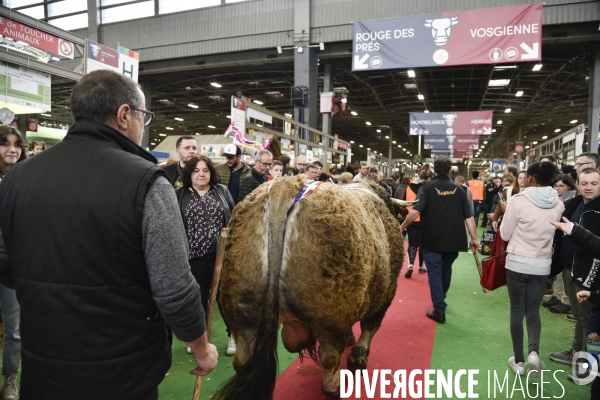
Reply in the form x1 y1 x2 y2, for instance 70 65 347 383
213 179 296 400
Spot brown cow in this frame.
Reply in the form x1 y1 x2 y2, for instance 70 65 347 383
214 175 404 399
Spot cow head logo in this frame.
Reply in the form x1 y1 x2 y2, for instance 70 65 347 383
424 17 459 46
443 113 458 127
90 43 101 57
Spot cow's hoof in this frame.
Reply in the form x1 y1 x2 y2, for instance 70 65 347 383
344 331 356 347
321 383 340 397
347 346 368 371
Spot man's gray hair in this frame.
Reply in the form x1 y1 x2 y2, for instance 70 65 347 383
578 152 600 169
257 149 272 160
70 70 143 124
454 175 465 184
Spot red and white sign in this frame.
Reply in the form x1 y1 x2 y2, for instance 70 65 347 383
0 16 75 59
27 121 38 132
514 142 525 153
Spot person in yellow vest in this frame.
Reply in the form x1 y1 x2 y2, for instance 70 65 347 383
404 168 433 278
468 170 484 227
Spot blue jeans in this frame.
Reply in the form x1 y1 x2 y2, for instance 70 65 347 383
0 286 20 376
423 250 459 313
473 201 482 226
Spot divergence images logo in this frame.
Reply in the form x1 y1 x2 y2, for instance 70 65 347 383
572 351 598 385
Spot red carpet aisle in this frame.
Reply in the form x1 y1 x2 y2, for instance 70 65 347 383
273 244 435 399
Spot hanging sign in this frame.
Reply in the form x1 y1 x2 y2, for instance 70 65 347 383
0 16 74 59
410 111 492 135
423 135 480 150
0 63 51 112
352 4 541 71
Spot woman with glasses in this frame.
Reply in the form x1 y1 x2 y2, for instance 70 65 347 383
0 125 26 399
175 155 235 354
553 174 577 202
0 126 27 182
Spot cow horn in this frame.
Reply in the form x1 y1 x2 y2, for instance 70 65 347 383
390 198 418 207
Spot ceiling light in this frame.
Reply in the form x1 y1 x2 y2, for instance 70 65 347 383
253 100 264 105
525 145 529 149
226 115 231 118
367 148 370 151
159 133 166 137
532 64 542 71
554 128 561 132
40 113 51 117
404 83 417 89
497 120 503 124
188 103 198 109
483 141 488 144
494 65 517 70
533 141 538 145
542 135 548 139
166 127 174 130
351 111 358 116
407 70 416 78
365 121 371 126
424 110 429 113
350 140 354 143
174 117 184 121
211 82 222 88
195 132 200 135
208 125 216 128
570 119 578 124
488 79 510 87
359 144 363 148
417 94 425 100
492 129 497 132
480 145 485 148
515 90 523 97
397 145 401 148
341 97 347 103
505 108 511 113
392 141 396 144
377 130 382 133
256 124 262 127
297 46 303 53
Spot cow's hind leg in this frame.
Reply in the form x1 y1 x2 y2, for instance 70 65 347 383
319 333 347 397
347 303 391 372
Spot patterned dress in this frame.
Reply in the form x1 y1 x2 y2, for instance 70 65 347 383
184 188 225 259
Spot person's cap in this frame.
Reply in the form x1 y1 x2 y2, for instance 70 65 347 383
221 144 241 156
370 168 377 173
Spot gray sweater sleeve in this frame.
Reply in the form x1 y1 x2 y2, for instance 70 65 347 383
143 176 206 342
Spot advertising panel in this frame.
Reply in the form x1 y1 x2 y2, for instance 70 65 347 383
230 96 246 134
352 4 541 71
410 111 492 136
423 135 479 150
0 62 51 112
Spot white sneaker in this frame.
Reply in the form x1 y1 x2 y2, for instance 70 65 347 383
186 346 192 354
526 351 544 378
508 356 525 375
1 374 19 400
227 336 236 355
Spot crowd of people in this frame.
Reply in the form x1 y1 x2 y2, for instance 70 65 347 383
0 69 598 398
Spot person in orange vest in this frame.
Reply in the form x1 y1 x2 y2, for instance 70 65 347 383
403 168 433 278
468 170 484 227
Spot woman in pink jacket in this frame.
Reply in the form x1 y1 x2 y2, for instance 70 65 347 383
500 161 565 378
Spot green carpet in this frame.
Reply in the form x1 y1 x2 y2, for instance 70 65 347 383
158 306 298 400
429 226 590 399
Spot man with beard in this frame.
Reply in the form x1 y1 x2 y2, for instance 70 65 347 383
162 136 197 187
216 144 250 205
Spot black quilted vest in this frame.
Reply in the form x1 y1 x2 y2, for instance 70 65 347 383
0 121 171 399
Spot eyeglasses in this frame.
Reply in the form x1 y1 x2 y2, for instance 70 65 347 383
0 142 24 150
257 160 273 167
574 161 592 168
129 105 154 126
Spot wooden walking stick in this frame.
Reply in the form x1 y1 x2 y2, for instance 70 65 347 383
192 228 228 400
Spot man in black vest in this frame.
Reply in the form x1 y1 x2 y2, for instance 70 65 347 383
400 157 479 323
162 135 198 187
0 70 217 400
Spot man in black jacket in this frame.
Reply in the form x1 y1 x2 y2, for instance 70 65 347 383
0 70 217 400
549 168 600 368
162 135 198 187
238 149 273 203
